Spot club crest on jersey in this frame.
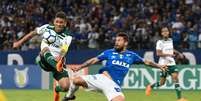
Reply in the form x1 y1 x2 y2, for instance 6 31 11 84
112 60 130 68
112 52 118 54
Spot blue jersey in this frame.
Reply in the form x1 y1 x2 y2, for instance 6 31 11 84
97 49 144 86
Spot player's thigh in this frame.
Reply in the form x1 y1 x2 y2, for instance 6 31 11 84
98 75 124 101
72 76 88 88
168 66 179 82
111 95 125 101
80 74 124 101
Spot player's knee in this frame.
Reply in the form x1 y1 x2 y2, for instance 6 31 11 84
72 77 87 87
172 75 179 83
160 80 166 85
58 78 70 91
59 82 69 91
111 95 125 101
72 77 81 85
161 82 165 85
172 78 179 83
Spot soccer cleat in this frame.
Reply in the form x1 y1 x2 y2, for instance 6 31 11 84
145 85 152 96
54 80 60 101
56 58 63 72
177 98 188 101
62 95 76 101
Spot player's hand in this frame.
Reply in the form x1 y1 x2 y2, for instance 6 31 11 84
13 41 21 48
69 66 81 72
159 65 168 72
168 54 175 57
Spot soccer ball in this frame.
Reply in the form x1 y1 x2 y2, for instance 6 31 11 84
43 29 57 44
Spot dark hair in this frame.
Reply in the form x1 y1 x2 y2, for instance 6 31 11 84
55 11 67 20
160 26 170 33
160 26 172 37
116 32 129 42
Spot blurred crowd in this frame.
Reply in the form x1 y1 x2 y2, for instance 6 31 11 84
1 0 201 51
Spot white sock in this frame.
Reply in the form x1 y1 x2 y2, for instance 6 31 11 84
65 68 79 98
65 80 79 98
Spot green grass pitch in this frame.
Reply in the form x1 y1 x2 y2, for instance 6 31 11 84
2 89 200 101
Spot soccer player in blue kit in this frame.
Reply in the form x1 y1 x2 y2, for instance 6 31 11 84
64 32 167 101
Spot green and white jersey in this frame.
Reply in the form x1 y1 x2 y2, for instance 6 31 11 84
35 24 72 57
156 38 176 66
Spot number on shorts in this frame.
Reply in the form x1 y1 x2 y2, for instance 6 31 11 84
114 87 121 92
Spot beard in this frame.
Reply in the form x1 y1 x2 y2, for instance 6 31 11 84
114 45 124 52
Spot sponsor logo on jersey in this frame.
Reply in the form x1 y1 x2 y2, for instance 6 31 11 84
50 43 60 48
112 60 130 68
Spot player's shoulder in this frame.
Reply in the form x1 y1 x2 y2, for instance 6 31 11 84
167 38 173 41
156 39 163 43
103 49 114 53
125 50 138 56
157 38 172 42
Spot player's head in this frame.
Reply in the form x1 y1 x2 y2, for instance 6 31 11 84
54 11 67 32
114 32 129 52
160 26 170 39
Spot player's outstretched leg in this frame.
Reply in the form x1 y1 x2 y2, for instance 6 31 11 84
146 77 166 96
36 47 63 73
40 48 58 70
62 80 78 101
62 69 79 101
62 76 88 101
145 84 152 96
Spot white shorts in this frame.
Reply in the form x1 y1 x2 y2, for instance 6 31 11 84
81 74 124 101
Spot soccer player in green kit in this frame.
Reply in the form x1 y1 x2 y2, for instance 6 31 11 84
13 11 75 101
146 26 187 101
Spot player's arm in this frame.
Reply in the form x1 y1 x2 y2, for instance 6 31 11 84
71 57 100 72
71 51 108 72
133 53 167 71
173 49 182 56
80 57 99 68
13 30 37 48
144 60 167 71
13 24 49 48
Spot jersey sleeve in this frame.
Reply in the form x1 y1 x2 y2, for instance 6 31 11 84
63 36 72 46
35 24 49 35
132 53 145 63
96 50 109 61
156 40 163 50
